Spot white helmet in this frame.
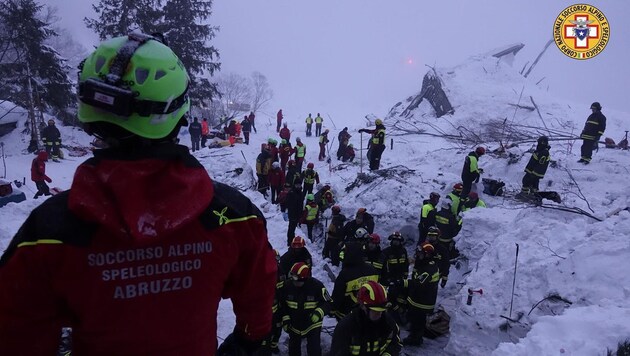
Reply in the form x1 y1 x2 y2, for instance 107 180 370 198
355 227 369 239
440 200 451 210
272 161 280 169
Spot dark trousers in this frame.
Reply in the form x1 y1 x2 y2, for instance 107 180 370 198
201 135 208 147
191 136 200 151
288 329 321 356
270 312 282 350
277 121 282 132
257 175 269 197
306 124 312 137
45 143 61 159
461 176 475 197
408 308 428 340
271 186 280 204
34 181 51 198
288 219 299 246
368 145 385 170
337 144 346 160
296 158 304 172
306 223 315 241
580 139 597 161
251 121 257 133
521 173 540 193
315 123 322 137
323 237 342 266
303 183 314 198
319 143 326 161
243 131 250 145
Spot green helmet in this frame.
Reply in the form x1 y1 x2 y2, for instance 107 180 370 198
78 34 190 139
306 193 314 201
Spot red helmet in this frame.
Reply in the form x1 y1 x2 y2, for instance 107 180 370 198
289 262 310 281
469 192 479 200
331 205 341 214
475 146 486 156
288 160 296 167
307 162 314 169
453 183 464 192
369 233 381 245
357 281 388 311
291 236 306 249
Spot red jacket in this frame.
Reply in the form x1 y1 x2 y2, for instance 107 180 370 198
0 145 277 356
201 120 209 135
268 167 285 188
279 127 291 141
300 202 320 225
30 151 50 182
280 144 294 162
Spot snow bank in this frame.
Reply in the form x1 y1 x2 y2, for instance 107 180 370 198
493 306 630 356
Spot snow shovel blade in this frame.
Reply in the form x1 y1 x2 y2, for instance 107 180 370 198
323 263 337 282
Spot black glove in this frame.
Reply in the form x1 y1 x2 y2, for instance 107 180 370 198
217 332 269 356
440 278 447 288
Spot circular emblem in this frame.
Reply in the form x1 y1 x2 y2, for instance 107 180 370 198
553 4 610 60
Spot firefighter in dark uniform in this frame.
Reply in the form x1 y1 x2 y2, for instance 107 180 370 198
41 119 62 161
425 226 449 288
461 146 485 197
417 192 440 243
279 236 313 278
359 119 386 171
343 208 375 239
578 102 606 164
380 232 409 284
401 243 440 346
522 136 551 194
279 262 331 356
364 233 383 272
434 200 462 271
330 281 402 356
446 183 464 216
302 163 320 198
323 205 347 266
331 243 379 320
338 227 369 266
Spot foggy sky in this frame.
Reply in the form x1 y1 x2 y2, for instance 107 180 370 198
51 0 630 126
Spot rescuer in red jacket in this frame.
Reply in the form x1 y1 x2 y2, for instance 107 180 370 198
0 33 277 356
30 150 53 198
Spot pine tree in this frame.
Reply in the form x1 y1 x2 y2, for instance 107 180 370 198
84 0 163 40
160 0 220 105
0 0 75 123
84 0 221 105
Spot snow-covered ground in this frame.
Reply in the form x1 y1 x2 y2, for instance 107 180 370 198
1 50 629 355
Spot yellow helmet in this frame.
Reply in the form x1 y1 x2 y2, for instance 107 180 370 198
375 118 383 125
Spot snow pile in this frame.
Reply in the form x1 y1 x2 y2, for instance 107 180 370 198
0 101 27 125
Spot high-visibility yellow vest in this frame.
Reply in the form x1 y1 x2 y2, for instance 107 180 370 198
306 116 313 124
296 145 306 158
371 129 385 145
306 204 319 221
315 116 323 123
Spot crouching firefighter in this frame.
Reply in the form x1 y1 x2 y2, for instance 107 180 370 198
279 262 332 356
521 136 551 195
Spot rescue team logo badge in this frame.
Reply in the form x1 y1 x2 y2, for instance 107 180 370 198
553 4 610 60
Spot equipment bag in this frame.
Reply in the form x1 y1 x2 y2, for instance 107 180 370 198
482 178 505 196
424 307 451 339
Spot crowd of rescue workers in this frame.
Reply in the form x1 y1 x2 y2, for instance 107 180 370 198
178 101 606 355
